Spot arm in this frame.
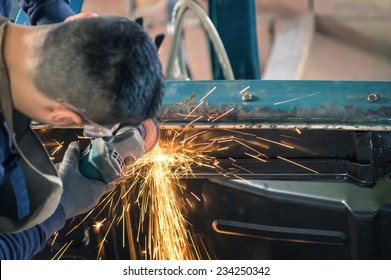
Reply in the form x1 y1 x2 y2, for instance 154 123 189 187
0 205 66 260
16 0 75 25
0 0 13 18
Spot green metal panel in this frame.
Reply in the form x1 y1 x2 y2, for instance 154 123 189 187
161 80 391 129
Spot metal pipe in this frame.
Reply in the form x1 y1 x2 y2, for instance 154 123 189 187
166 0 234 80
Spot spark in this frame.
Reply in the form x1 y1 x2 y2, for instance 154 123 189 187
181 130 207 144
97 216 116 258
273 91 320 105
51 232 59 246
244 152 267 163
50 140 64 156
186 115 204 127
232 174 252 185
199 237 211 260
239 86 250 94
211 108 234 122
122 206 126 248
180 131 207 147
256 136 294 149
234 139 268 158
188 232 201 260
224 128 256 137
231 163 254 174
52 240 73 260
277 156 319 174
177 113 196 118
215 136 234 142
199 86 217 103
186 198 193 208
218 139 234 144
93 218 107 233
182 134 198 147
190 192 201 202
281 134 302 140
185 101 204 119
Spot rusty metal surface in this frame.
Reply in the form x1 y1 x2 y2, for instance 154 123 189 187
159 80 391 130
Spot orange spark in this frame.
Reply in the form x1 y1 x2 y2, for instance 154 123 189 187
211 108 234 122
277 156 319 174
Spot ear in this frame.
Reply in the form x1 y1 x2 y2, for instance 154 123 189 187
47 105 83 126
65 11 98 22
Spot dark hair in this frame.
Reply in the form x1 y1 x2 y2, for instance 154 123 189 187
34 16 164 125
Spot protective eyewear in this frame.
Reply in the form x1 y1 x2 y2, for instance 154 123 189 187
64 103 120 138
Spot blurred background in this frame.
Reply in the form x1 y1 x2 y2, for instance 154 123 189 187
80 0 391 81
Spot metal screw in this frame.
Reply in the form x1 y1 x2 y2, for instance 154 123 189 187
242 92 253 102
367 93 380 103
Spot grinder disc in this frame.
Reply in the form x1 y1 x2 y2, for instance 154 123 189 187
138 117 159 152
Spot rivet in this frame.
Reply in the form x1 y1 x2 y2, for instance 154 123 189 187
242 92 253 102
367 93 380 103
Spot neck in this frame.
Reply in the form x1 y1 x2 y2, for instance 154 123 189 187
3 23 49 118
1 22 82 126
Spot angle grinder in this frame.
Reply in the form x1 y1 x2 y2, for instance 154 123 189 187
79 117 159 183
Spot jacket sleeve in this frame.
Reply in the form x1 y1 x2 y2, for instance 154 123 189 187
0 204 66 260
0 0 13 18
16 0 75 25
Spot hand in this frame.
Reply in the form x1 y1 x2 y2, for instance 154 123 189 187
57 142 115 219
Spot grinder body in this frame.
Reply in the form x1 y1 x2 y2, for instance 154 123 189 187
79 118 159 183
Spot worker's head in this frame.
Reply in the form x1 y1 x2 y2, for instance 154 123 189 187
18 16 163 128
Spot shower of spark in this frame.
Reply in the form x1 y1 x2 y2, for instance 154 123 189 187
121 136 216 260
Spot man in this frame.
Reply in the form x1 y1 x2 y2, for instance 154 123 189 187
0 4 163 259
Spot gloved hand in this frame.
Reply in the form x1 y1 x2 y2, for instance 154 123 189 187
56 141 115 220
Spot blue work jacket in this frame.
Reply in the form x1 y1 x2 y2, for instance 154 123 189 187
0 0 73 260
2 0 74 24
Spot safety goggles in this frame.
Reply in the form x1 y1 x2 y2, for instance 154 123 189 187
64 103 121 138
83 122 121 138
